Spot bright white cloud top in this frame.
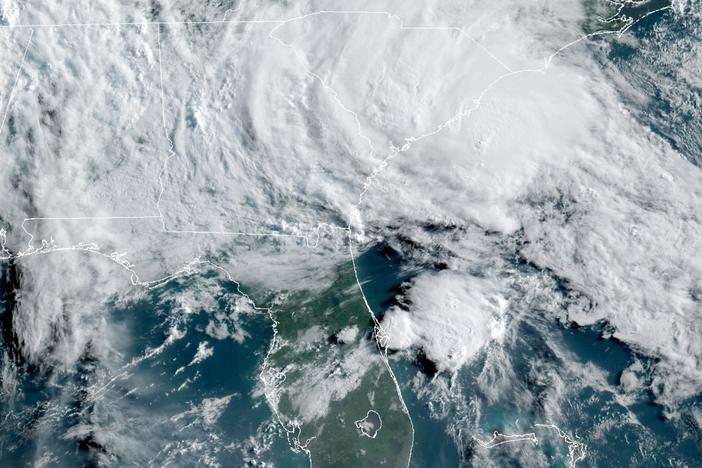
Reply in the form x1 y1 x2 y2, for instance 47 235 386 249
0 0 700 466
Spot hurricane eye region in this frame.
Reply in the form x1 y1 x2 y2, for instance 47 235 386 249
0 0 701 467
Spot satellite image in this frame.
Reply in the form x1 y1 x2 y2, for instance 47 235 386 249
0 0 700 466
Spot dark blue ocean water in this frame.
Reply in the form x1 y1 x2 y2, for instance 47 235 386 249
604 4 702 168
1 5 699 465
0 273 307 466
357 245 461 467
356 242 702 466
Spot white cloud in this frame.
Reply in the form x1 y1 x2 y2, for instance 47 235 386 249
383 271 507 372
1 3 701 462
188 341 214 366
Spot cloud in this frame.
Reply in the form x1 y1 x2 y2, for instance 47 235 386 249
383 271 507 372
1 3 702 467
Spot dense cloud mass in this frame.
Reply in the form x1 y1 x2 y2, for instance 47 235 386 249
0 0 701 466
383 271 508 372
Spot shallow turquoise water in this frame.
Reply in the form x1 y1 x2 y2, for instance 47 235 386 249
357 241 702 466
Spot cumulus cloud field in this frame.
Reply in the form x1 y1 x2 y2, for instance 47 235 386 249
0 0 701 466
